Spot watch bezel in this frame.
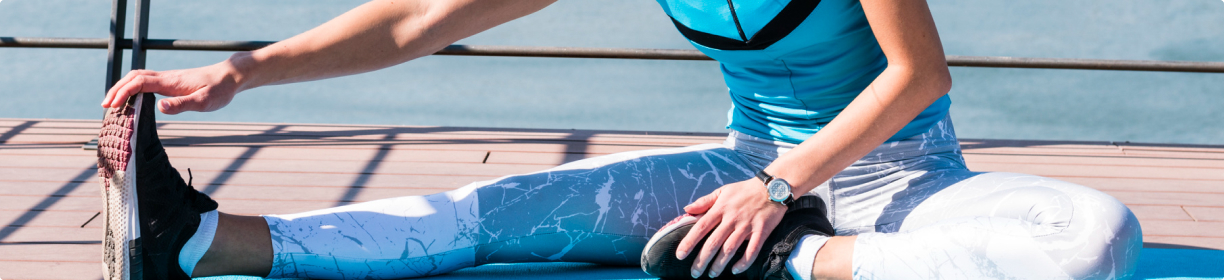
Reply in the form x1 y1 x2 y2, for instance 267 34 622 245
766 178 792 203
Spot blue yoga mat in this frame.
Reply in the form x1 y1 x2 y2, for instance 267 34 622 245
195 248 1224 280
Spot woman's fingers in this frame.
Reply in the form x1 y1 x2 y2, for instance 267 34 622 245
104 70 163 108
676 211 716 260
732 220 772 274
684 189 719 215
690 217 733 278
708 224 750 278
157 92 208 115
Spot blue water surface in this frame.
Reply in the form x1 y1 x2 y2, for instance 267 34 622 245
0 0 1221 144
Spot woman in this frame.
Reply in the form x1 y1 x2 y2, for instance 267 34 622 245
99 0 1142 279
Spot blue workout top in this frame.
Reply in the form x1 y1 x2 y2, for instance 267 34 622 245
655 0 950 144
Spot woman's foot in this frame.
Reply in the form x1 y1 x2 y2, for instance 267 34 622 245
98 93 219 280
641 196 835 280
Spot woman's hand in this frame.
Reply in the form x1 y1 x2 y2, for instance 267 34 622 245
676 178 788 278
101 59 245 114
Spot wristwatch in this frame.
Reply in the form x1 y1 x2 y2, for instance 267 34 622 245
755 170 795 206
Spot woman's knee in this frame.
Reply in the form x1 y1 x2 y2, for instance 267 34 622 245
959 173 1142 279
1034 179 1143 279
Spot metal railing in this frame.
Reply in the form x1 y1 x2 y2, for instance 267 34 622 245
4 37 1224 74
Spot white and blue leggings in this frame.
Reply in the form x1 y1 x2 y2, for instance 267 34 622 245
260 118 1143 279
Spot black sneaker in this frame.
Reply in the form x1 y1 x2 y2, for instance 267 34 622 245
641 196 834 280
98 93 219 280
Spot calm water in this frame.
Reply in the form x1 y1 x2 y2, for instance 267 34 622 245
1 0 1221 144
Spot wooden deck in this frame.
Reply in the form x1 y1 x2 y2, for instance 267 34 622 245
1 118 1221 279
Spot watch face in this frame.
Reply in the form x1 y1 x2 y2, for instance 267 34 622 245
767 179 790 202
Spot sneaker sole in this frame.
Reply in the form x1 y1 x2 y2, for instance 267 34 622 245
97 94 145 280
642 214 717 279
641 214 698 268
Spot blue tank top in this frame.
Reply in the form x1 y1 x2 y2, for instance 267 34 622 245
655 0 950 144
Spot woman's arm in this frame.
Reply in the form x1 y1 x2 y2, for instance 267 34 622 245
675 0 952 277
101 0 556 114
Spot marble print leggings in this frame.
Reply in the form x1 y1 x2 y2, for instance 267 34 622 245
261 117 1143 279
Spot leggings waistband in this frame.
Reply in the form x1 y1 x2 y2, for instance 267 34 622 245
723 116 963 168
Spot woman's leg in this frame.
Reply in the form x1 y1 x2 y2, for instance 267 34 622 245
193 143 758 279
844 171 1143 279
755 115 1142 279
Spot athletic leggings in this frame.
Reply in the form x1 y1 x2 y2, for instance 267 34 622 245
261 118 1142 279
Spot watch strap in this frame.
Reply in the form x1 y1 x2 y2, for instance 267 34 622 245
757 170 795 206
755 170 773 185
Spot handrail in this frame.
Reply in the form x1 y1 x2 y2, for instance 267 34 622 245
3 37 1224 73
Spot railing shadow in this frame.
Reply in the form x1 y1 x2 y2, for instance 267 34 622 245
198 125 287 195
0 163 97 243
0 120 36 144
336 133 396 207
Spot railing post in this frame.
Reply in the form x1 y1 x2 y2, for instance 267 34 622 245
105 0 127 92
92 0 130 151
131 0 151 70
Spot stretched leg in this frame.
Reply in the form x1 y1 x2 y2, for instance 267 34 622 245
193 143 758 279
193 214 273 276
846 171 1143 279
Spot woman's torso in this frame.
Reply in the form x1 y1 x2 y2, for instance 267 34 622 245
654 0 951 144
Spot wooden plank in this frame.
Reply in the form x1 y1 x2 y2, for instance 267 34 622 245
0 182 100 197
154 139 673 157
967 162 1224 181
0 227 99 243
1135 220 1224 238
0 134 94 145
212 198 382 215
0 243 98 262
0 154 546 177
2 166 506 189
0 259 101 279
206 185 463 204
1184 206 1224 222
0 196 99 212
1127 205 1195 222
0 198 491 231
0 119 98 128
0 172 489 196
963 154 1224 169
1049 177 1224 194
1142 236 1224 251
485 151 584 165
0 145 497 166
1119 149 1224 160
1104 191 1224 207
0 210 102 228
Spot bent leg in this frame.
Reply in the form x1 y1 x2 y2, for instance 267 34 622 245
851 171 1143 279
256 143 757 279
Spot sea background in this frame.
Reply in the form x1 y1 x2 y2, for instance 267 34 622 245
1 0 1221 145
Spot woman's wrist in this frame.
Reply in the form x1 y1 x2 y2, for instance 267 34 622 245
762 154 830 197
223 51 261 93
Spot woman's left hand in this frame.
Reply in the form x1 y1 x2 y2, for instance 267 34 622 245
676 178 788 278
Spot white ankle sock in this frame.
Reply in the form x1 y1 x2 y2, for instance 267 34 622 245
179 210 219 276
786 234 831 280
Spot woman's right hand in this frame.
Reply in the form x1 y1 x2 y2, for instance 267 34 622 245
101 58 246 115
